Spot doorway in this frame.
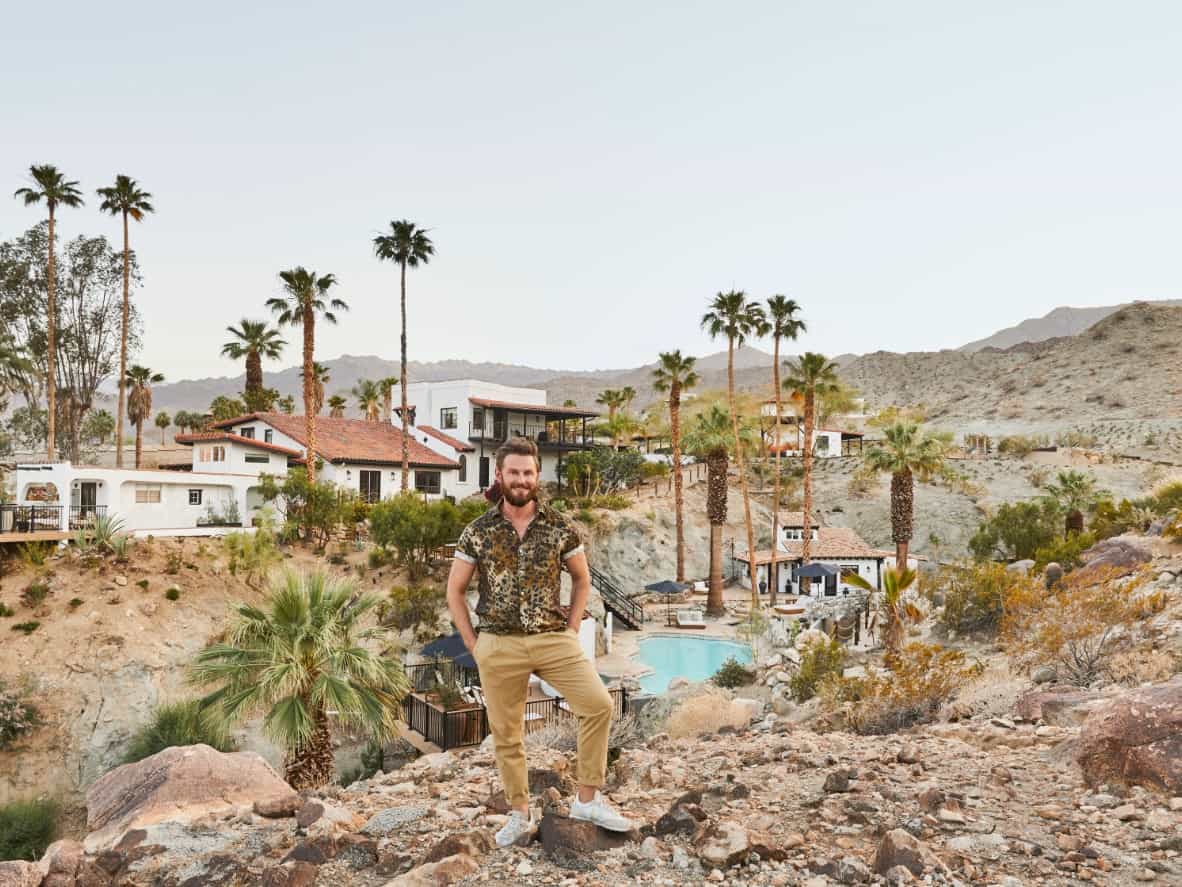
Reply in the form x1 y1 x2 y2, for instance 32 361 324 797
359 470 381 503
479 456 490 488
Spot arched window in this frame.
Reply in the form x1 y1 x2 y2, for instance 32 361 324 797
458 454 467 483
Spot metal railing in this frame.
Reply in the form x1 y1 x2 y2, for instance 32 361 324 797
404 660 482 693
589 566 644 629
468 423 595 447
0 504 63 534
68 505 108 530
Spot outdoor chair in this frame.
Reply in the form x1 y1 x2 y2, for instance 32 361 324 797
675 608 707 629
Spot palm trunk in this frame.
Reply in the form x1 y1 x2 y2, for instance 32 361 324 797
891 469 913 568
800 392 815 594
727 339 760 608
303 310 316 483
284 706 336 790
670 385 685 583
399 261 410 490
707 522 723 616
383 388 392 424
245 351 262 396
705 452 728 616
160 425 166 446
134 419 143 469
116 211 129 467
46 207 57 461
770 334 782 607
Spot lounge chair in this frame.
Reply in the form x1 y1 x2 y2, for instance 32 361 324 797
675 608 707 629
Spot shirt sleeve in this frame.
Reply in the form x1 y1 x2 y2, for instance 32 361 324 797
454 523 478 565
560 523 585 561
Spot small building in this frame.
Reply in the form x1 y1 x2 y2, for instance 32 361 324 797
733 525 891 599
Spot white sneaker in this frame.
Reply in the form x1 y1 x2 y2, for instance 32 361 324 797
569 791 634 832
495 809 535 847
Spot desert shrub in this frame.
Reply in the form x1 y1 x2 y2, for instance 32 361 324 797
122 700 236 764
109 534 132 562
18 542 53 569
564 448 645 496
640 461 670 480
370 494 485 579
367 548 390 569
258 471 350 549
663 688 751 739
1055 430 1099 449
223 530 280 589
997 434 1048 456
348 500 372 525
0 681 40 749
164 549 183 575
68 598 83 609
1105 649 1178 686
712 657 755 689
1003 567 1158 686
933 561 1040 636
19 583 49 608
1089 499 1151 539
10 621 40 635
0 798 58 861
969 499 1061 561
847 466 876 498
1148 481 1182 515
339 739 385 786
89 514 129 553
589 494 631 510
527 712 643 754
1027 466 1050 488
0 602 12 617
380 585 446 640
789 637 845 702
164 587 180 602
575 508 597 526
820 643 982 735
136 579 150 590
1033 532 1097 572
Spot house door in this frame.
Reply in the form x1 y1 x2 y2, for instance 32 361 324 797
359 470 381 503
80 483 98 513
479 456 490 488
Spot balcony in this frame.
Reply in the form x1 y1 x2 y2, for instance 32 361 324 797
467 422 595 449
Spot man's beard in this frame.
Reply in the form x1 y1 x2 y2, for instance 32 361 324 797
502 481 538 507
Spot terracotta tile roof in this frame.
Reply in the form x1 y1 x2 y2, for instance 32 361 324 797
469 397 598 418
174 431 303 459
778 512 822 529
418 425 475 452
736 528 893 564
211 413 459 469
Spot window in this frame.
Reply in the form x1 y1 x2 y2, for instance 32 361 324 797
458 454 467 483
239 427 255 439
188 489 203 506
135 484 162 504
472 407 484 430
814 435 830 454
360 469 381 503
244 453 269 464
264 429 273 443
414 470 441 495
200 445 226 463
440 407 457 429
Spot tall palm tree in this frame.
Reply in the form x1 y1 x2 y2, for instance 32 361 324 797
300 362 330 416
373 221 434 490
620 385 637 415
1042 469 1100 536
222 320 286 399
652 351 699 584
595 389 624 422
378 376 399 424
781 353 841 588
14 164 84 460
277 394 296 415
683 405 733 616
765 295 806 606
353 379 382 421
155 411 171 445
702 291 769 607
864 421 952 568
96 175 154 468
327 394 347 419
267 268 346 483
125 364 164 468
190 570 409 789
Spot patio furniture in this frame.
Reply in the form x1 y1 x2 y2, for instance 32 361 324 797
675 608 707 629
646 579 689 627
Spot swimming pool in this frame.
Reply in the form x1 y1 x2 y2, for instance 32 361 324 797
634 636 753 694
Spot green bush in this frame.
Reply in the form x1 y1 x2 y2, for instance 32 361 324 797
997 434 1049 456
969 499 1061 561
933 562 1038 635
0 798 58 861
1033 531 1097 572
789 637 845 702
258 471 351 550
20 583 49 608
380 585 446 639
712 656 755 689
0 681 40 750
1149 481 1182 515
122 700 236 764
369 494 485 579
164 587 180 602
0 602 13 618
1089 499 1150 539
564 448 645 497
17 542 53 569
10 621 39 635
164 549 183 575
223 530 280 589
136 579 150 590
640 461 670 480
367 547 390 569
68 598 83 609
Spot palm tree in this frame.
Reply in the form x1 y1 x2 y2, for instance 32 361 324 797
155 411 171 445
300 362 330 416
781 353 840 589
373 221 434 490
190 570 409 790
1042 469 1100 536
277 394 296 415
652 351 699 584
620 386 637 414
765 296 806 606
125 365 164 468
843 567 923 655
595 389 624 422
267 268 346 483
378 376 399 424
683 405 733 616
222 320 285 399
14 164 85 460
327 395 347 418
353 379 382 421
864 422 952 568
97 175 154 468
702 291 769 607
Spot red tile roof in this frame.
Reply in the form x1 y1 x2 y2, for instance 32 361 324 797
736 528 894 563
211 413 459 469
175 431 304 459
469 397 598 418
418 425 475 452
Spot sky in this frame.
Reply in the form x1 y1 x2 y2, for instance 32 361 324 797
3 1 1182 382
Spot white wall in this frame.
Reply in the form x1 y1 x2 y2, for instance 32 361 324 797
737 557 881 597
191 440 286 476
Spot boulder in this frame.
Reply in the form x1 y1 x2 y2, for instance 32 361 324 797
361 804 431 836
418 830 494 865
872 829 943 876
383 852 482 886
261 861 319 887
0 862 45 887
728 698 763 727
1078 680 1182 794
1080 537 1152 574
693 820 750 868
538 812 639 857
84 744 298 851
1014 688 1107 725
254 794 303 818
1006 559 1035 575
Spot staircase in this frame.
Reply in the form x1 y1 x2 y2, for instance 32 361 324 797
589 566 644 630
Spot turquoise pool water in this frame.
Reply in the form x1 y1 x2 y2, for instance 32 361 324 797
635 636 753 694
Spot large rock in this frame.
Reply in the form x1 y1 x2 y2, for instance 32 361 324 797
538 812 639 857
1078 680 1182 795
0 862 45 887
872 829 944 876
1079 537 1152 573
84 744 298 850
383 853 481 886
418 830 493 865
1014 688 1107 725
694 820 750 868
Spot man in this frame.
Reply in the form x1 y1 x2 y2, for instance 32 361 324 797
446 437 633 847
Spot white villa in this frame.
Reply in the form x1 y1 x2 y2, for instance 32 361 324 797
760 399 865 458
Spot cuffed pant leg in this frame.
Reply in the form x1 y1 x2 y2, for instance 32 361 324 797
475 633 533 807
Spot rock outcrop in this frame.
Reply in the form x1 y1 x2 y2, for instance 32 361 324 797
1078 679 1182 794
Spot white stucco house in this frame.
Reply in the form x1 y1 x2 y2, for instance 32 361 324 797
760 399 865 458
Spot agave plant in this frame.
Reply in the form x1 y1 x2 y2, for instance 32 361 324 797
843 567 924 655
89 514 128 554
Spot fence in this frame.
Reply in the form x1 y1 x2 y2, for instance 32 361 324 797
69 504 108 530
0 504 63 534
404 660 482 693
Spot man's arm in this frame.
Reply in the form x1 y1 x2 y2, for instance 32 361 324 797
446 558 479 652
565 550 591 631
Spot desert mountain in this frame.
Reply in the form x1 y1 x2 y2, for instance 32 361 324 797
957 299 1182 352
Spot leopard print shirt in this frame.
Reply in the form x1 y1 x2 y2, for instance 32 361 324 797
454 501 585 634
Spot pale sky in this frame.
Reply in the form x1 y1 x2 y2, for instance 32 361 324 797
4 1 1181 381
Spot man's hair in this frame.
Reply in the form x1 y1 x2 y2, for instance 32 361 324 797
495 436 540 470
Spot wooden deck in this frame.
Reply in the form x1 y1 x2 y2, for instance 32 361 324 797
0 530 71 544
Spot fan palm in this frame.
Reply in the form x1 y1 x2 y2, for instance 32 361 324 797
267 268 346 482
154 411 171 445
327 395 347 418
843 567 923 655
353 379 383 422
1042 469 1100 536
189 570 409 789
702 290 769 607
374 220 434 489
125 365 164 468
378 376 399 424
765 295 806 606
595 389 625 423
222 320 285 398
97 175 154 467
782 353 840 588
864 422 952 568
652 351 699 583
300 362 330 416
14 164 84 460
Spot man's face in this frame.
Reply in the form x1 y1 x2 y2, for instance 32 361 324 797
497 453 539 507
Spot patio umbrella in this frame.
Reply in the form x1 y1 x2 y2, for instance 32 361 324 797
792 563 837 578
420 633 476 670
645 579 689 625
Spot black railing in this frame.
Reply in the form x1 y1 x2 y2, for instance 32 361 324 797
68 504 108 530
404 661 482 693
468 423 595 447
0 504 63 534
589 566 644 629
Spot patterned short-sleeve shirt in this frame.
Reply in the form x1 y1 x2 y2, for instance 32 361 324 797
454 501 585 634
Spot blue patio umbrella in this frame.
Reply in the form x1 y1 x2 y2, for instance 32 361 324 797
645 579 689 624
420 633 476 670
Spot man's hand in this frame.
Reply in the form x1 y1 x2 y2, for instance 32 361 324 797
447 558 479 654
463 631 479 653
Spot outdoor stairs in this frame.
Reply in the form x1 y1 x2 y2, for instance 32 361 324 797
589 566 644 630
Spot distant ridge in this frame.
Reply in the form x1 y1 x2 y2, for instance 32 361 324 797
958 299 1182 352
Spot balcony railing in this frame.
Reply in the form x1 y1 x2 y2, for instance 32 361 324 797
0 504 63 534
468 423 595 447
69 505 108 530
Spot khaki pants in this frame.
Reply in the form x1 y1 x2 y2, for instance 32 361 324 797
474 629 614 807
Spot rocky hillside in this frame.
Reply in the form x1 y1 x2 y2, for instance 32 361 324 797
957 301 1182 352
